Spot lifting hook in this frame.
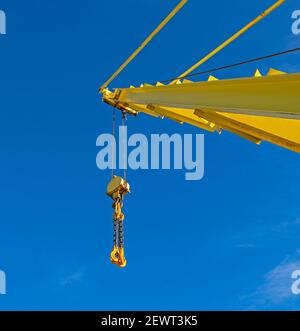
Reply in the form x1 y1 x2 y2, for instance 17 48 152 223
106 176 130 268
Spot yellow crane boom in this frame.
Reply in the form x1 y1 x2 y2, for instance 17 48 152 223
100 0 300 154
102 71 300 153
100 0 299 268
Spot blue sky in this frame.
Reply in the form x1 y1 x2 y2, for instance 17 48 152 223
0 0 300 310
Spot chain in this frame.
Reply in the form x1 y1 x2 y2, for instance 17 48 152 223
113 218 118 248
112 197 120 248
113 198 124 249
118 220 124 248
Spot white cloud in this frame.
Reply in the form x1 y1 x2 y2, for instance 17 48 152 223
236 243 256 249
245 252 300 309
59 271 83 286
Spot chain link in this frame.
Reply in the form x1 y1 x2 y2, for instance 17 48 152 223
118 220 124 248
113 219 117 248
112 197 125 259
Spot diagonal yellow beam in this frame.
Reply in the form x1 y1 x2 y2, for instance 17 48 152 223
194 108 300 153
100 0 188 90
172 0 286 83
115 73 300 119
145 104 217 132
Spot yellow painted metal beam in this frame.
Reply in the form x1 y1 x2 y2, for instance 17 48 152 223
102 88 217 130
99 0 188 90
114 73 300 119
145 104 217 132
194 108 300 153
104 72 300 153
172 0 286 83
